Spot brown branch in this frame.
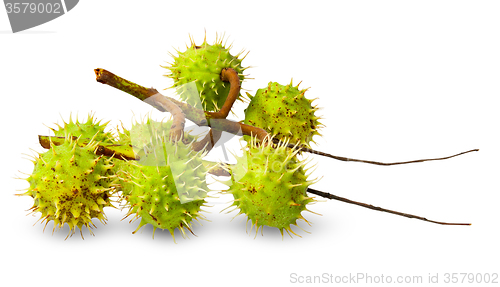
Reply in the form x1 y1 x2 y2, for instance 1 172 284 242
94 68 269 142
205 68 240 119
240 122 270 142
95 68 185 142
164 96 208 125
207 164 231 177
147 93 185 142
39 135 234 177
192 128 223 152
39 135 135 160
94 68 158 100
307 188 471 226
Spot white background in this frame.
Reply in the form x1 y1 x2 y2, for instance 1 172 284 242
1 1 499 286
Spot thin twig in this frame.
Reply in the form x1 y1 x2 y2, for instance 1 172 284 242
307 188 471 226
276 138 478 166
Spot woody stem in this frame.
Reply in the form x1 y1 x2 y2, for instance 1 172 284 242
94 68 269 142
94 68 186 141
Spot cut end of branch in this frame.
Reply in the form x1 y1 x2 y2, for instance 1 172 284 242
94 68 105 83
94 68 114 85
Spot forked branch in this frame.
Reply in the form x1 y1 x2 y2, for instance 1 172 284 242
94 68 269 142
94 68 477 166
92 68 474 227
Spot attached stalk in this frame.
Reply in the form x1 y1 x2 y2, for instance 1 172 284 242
204 68 241 119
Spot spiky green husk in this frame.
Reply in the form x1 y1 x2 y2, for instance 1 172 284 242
114 117 181 173
51 113 125 188
115 117 198 158
19 138 117 239
224 136 317 238
244 81 322 147
163 36 247 112
50 113 115 144
118 119 210 240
